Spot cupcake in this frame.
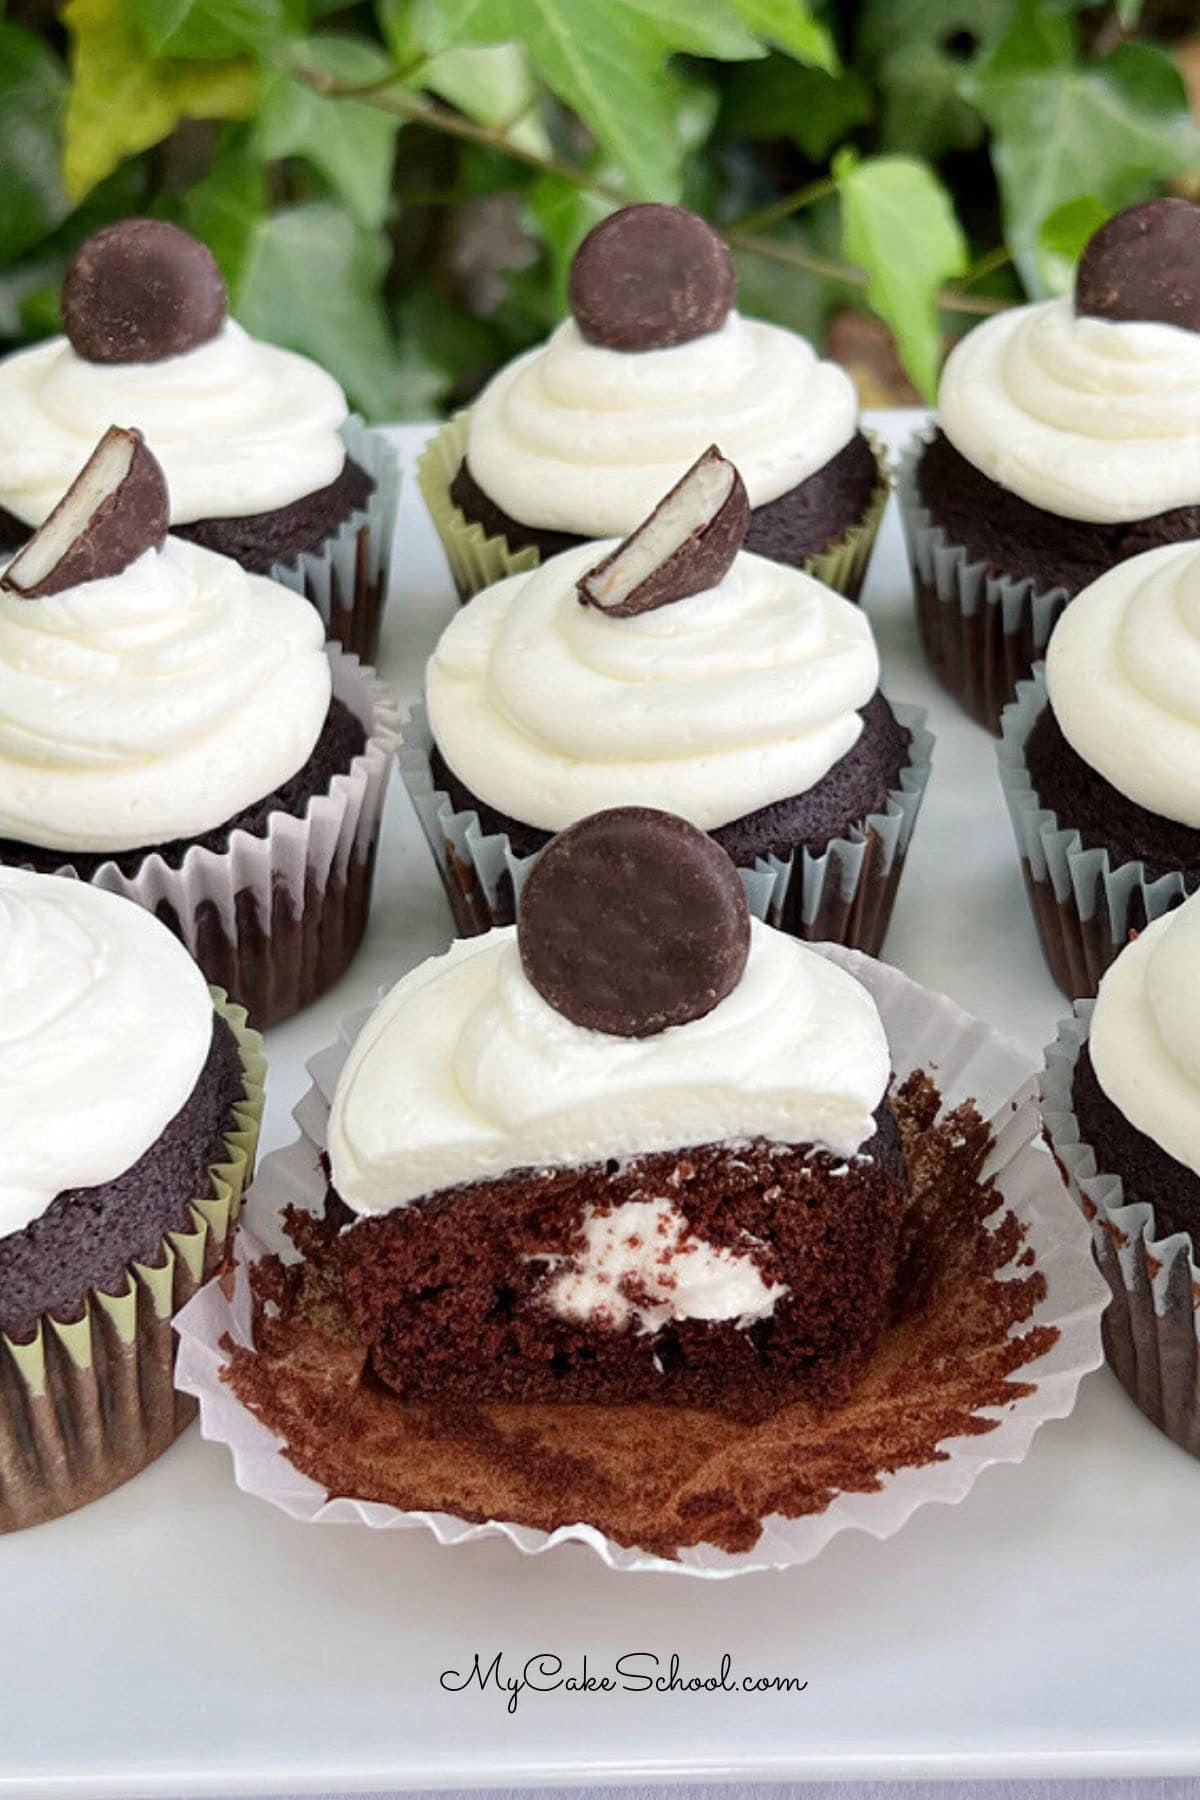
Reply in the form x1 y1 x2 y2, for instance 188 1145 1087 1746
419 203 888 603
0 426 398 1028
0 219 399 660
899 198 1200 731
404 448 931 950
1042 890 1200 1458
0 868 264 1532
998 538 1200 999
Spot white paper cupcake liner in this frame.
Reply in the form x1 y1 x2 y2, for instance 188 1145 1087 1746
270 417 401 664
998 669 1191 999
31 649 400 1029
897 428 1070 735
397 700 934 955
174 946 1108 1579
1042 1008 1200 1456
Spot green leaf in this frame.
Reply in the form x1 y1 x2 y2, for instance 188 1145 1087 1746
258 36 400 230
728 0 837 73
526 172 610 310
127 0 288 59
858 0 1011 159
721 56 870 161
1039 194 1110 261
835 149 967 400
0 23 69 264
232 202 407 420
422 44 551 155
181 125 266 284
62 0 257 201
970 2 1200 296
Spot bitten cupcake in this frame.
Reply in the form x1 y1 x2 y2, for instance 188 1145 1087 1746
403 449 931 950
1042 889 1200 1458
900 198 1200 731
0 219 399 660
999 538 1200 999
419 203 888 602
0 426 398 1028
0 869 264 1532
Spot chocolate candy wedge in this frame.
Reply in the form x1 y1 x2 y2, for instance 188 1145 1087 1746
62 219 228 364
518 807 751 1038
1075 198 1200 333
568 204 735 351
1 428 169 598
578 446 749 617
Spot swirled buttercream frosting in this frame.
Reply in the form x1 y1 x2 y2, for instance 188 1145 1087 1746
426 543 880 832
0 536 331 854
0 870 213 1235
939 297 1200 524
0 321 348 527
465 311 858 537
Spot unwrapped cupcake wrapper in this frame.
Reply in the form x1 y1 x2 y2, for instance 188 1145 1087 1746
398 700 933 955
1042 1007 1200 1457
0 993 265 1534
43 650 400 1030
270 416 401 665
417 412 891 605
998 669 1191 1000
174 947 1107 1578
897 428 1070 735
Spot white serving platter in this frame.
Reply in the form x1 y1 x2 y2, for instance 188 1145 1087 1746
3 412 1198 1797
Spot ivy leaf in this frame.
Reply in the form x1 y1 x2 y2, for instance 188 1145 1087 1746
858 0 1010 159
834 149 967 401
127 0 289 60
181 125 266 285
258 37 400 230
970 3 1200 296
62 0 256 202
721 57 870 161
526 173 610 312
1039 195 1110 261
233 202 407 420
728 0 837 73
0 23 70 263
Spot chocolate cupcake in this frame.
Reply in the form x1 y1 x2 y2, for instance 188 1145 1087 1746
0 430 399 1028
1042 890 1200 1458
0 869 264 1532
418 203 888 603
899 198 1200 731
0 219 399 660
403 450 931 952
998 539 1200 999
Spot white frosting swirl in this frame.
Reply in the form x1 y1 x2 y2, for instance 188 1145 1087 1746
1046 541 1200 827
0 537 331 854
427 545 879 832
0 870 214 1236
466 311 858 536
1090 891 1200 1178
328 920 892 1217
940 297 1200 523
0 322 348 526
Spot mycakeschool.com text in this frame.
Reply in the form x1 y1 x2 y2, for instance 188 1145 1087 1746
439 1652 809 1713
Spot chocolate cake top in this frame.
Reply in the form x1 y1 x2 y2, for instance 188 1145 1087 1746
1075 198 1200 334
1 427 167 598
568 204 735 352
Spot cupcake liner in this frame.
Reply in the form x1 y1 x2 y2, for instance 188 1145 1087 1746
998 669 1192 1000
1042 1007 1200 1457
39 650 400 1030
174 948 1107 1579
417 412 891 605
397 699 933 955
270 417 401 665
0 992 265 1534
897 427 1070 735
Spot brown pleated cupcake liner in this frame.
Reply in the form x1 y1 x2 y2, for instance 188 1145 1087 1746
397 699 933 956
32 651 401 1030
1042 1008 1200 1458
417 411 891 605
897 428 1070 735
998 670 1193 1000
0 993 265 1534
270 417 401 665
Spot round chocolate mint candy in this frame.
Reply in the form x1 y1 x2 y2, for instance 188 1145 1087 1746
62 219 228 364
568 204 735 351
1075 198 1200 332
518 807 751 1038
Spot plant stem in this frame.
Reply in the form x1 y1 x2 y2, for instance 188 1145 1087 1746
956 244 1013 290
726 227 1011 315
728 176 838 234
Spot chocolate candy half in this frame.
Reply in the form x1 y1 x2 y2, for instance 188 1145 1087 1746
518 807 751 1038
568 204 735 351
62 219 228 364
578 446 749 617
1075 198 1200 333
1 427 169 598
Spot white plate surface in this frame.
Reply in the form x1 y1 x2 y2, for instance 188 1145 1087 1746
3 412 1199 1796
